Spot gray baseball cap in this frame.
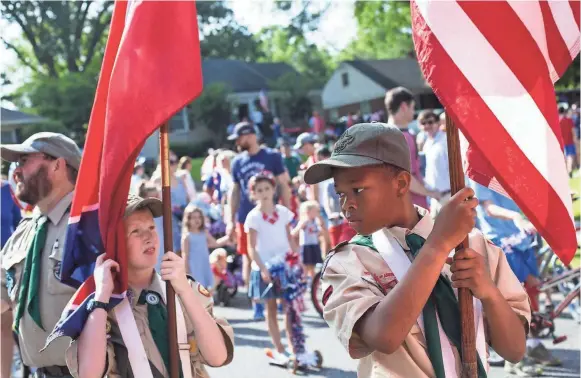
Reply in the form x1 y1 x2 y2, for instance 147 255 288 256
125 194 163 218
1 132 82 170
304 123 411 184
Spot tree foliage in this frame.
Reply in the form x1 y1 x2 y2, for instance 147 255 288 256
339 1 413 61
1 0 113 78
269 72 313 123
187 83 233 145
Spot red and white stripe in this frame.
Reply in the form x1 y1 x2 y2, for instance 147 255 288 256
412 0 579 264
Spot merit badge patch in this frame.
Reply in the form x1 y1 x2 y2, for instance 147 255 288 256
53 261 62 280
198 284 210 298
322 285 333 306
145 292 160 305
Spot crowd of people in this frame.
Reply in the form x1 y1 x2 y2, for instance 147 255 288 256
0 84 578 377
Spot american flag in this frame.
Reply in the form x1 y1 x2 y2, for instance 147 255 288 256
46 0 203 346
411 0 579 264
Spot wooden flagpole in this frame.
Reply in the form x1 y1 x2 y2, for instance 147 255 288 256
445 116 477 378
160 122 180 378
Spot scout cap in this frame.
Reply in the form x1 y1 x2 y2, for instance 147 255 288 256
1 132 82 170
125 194 163 218
227 122 256 140
304 123 411 184
293 132 317 150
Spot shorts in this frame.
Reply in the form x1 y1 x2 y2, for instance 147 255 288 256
564 144 576 156
248 269 282 300
236 222 248 255
301 244 323 265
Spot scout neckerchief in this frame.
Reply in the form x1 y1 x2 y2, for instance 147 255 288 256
354 231 488 378
405 234 487 378
13 215 48 334
262 209 279 225
138 290 184 378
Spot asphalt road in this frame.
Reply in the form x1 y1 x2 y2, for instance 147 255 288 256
10 292 579 377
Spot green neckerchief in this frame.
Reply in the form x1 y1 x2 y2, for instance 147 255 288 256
13 216 48 334
350 233 487 378
137 290 184 378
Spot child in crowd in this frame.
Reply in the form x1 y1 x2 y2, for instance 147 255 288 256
291 201 324 279
210 247 229 290
303 123 530 378
181 205 232 290
70 195 233 377
245 172 299 365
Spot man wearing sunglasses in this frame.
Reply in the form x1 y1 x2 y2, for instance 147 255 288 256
418 110 451 214
0 132 81 378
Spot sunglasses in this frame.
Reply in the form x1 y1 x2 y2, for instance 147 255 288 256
169 159 178 165
420 119 437 126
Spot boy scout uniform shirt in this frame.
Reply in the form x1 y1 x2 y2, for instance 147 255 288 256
65 275 234 378
321 206 531 378
1 192 76 368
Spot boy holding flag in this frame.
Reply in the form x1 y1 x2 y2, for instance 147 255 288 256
66 195 233 378
304 123 530 377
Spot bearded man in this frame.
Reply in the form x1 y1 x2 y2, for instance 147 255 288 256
0 132 82 378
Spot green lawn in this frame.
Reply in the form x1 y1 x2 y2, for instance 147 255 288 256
569 171 580 268
190 157 205 183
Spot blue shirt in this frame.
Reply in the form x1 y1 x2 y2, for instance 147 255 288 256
469 180 538 281
231 148 286 223
1 182 22 249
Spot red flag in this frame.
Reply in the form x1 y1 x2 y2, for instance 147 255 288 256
411 1 579 264
49 0 202 343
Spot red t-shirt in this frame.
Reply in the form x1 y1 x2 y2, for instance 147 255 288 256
560 115 574 146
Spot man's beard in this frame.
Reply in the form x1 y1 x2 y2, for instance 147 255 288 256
15 165 52 206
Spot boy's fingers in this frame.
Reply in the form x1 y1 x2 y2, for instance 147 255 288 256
451 270 473 281
95 253 106 266
450 258 475 272
451 279 473 289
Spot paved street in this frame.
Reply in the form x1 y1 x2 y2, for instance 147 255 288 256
10 292 580 377
208 292 580 378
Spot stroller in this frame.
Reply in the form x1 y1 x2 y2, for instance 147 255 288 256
212 247 244 306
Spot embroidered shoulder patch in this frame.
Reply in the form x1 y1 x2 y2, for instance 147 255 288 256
197 283 210 298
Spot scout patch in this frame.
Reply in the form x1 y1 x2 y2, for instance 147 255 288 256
105 320 112 334
5 268 15 294
145 292 160 305
198 283 210 297
322 285 333 306
53 261 62 280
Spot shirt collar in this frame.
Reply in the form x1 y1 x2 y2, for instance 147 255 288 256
387 206 433 250
32 191 74 225
128 272 165 307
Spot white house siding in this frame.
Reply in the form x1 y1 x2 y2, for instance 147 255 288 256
321 63 387 110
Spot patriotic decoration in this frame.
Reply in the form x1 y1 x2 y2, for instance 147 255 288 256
47 0 202 344
411 0 579 264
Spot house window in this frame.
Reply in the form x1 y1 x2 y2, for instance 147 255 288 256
341 72 349 87
169 108 190 132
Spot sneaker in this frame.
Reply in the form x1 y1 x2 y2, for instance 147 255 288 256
270 350 290 365
527 343 562 366
487 347 505 367
253 302 265 321
504 357 543 377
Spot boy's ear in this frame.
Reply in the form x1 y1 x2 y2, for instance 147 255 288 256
396 171 411 197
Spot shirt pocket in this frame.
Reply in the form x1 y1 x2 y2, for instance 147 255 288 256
46 239 76 295
3 255 26 303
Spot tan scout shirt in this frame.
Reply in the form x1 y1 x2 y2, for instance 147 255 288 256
66 275 234 378
321 207 531 378
1 192 76 368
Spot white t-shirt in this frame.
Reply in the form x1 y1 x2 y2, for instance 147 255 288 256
244 204 294 270
423 131 450 193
